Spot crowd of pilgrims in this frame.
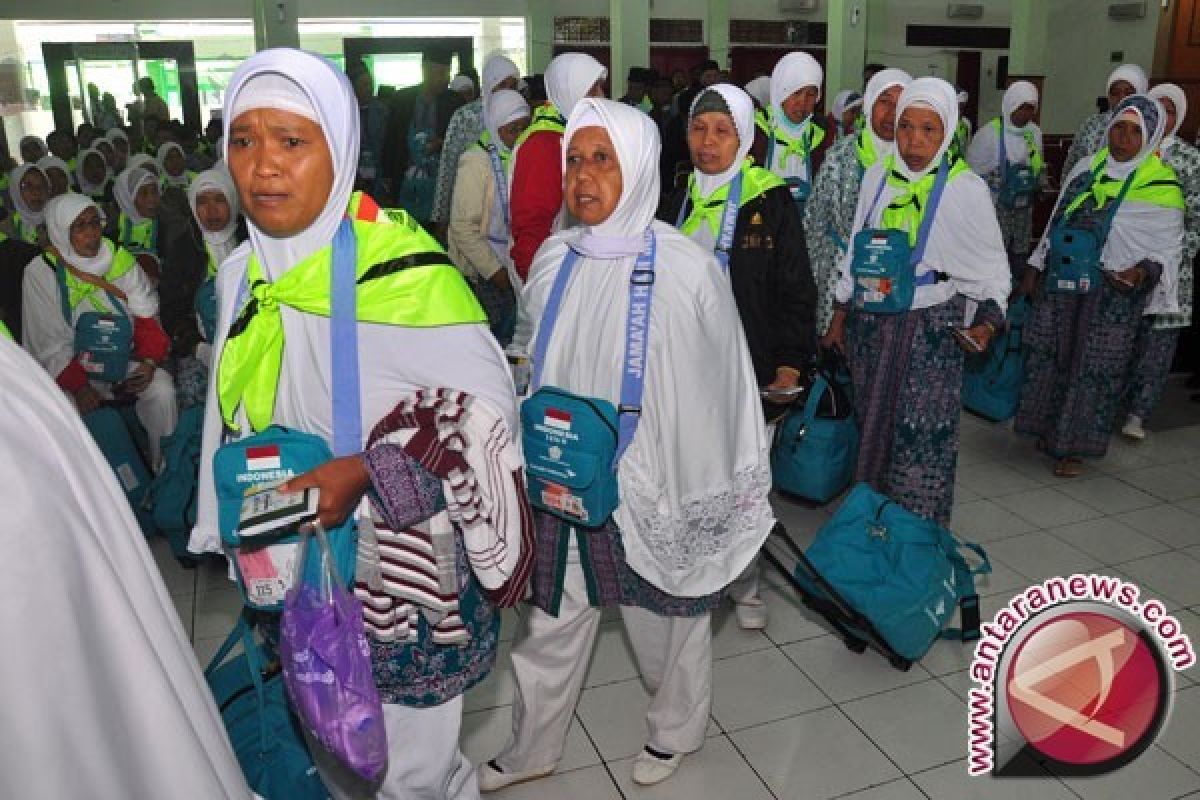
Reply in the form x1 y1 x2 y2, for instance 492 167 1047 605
0 41 1195 798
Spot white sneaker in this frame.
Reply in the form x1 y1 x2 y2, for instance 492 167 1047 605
735 597 769 630
632 747 683 785
477 759 554 792
1121 415 1146 441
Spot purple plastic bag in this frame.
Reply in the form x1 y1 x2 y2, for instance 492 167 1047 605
281 522 388 782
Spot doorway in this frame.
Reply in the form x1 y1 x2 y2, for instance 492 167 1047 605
955 50 981 131
343 37 475 94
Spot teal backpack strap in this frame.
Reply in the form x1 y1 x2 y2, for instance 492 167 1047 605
940 534 991 642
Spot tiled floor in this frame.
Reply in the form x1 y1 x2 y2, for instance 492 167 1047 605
169 387 1200 800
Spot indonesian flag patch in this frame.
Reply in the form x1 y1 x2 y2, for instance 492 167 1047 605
245 444 282 471
544 408 572 431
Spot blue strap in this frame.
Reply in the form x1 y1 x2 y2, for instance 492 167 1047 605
330 218 361 457
52 256 129 324
674 171 743 272
862 158 950 289
485 144 511 246
768 118 814 182
940 536 992 642
531 230 657 469
798 373 829 423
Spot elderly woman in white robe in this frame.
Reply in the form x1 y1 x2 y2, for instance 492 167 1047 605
190 47 531 799
480 98 773 791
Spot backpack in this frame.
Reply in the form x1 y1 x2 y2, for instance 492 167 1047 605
150 403 205 563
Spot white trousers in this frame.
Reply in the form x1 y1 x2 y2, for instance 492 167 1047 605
94 367 178 469
496 552 712 772
310 696 478 800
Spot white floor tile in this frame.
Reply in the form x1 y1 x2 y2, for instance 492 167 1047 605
1112 464 1200 503
730 707 903 799
837 777 928 799
911 758 1075 799
956 462 1044 499
1177 496 1200 517
191 585 245 640
1054 475 1161 515
955 482 983 503
575 677 720 762
781 635 932 702
975 559 1036 601
759 586 835 646
1118 551 1200 608
950 499 1039 543
170 593 194 640
983 531 1103 583
1114 504 1200 549
609 735 774 800
483 764 623 800
1057 745 1200 800
1157 686 1200 772
992 486 1105 529
710 607 776 660
460 707 600 774
1047 516 1172 566
709 647 830 732
840 679 968 774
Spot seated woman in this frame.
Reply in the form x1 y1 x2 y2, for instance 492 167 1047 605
189 48 531 799
448 88 530 344
37 155 72 198
113 164 163 283
825 77 1010 524
966 80 1045 277
1016 95 1184 476
481 98 773 791
806 69 912 335
158 141 195 191
658 82 815 630
5 164 49 246
106 128 131 172
21 193 177 468
77 147 115 207
95 138 119 172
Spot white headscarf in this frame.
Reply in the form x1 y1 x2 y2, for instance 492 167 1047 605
831 89 862 119
449 75 474 93
45 192 113 277
481 52 521 95
894 76 959 181
1107 64 1149 96
965 80 1041 176
9 164 48 226
157 142 189 187
744 76 771 109
127 153 158 177
769 51 823 120
187 167 241 261
37 155 71 192
516 97 774 595
485 89 530 156
76 147 112 197
191 48 516 556
863 68 912 156
544 52 607 119
19 135 46 163
222 49 356 281
1150 83 1187 153
1102 94 1166 180
688 84 755 198
105 128 129 150
562 98 659 258
113 165 158 225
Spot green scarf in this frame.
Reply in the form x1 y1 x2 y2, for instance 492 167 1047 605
1064 149 1185 216
679 161 785 238
992 118 1044 176
854 129 879 171
514 104 566 151
217 199 487 433
769 111 826 164
57 245 136 313
879 154 970 246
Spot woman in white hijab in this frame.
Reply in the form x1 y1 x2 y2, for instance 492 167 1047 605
830 89 863 137
966 80 1045 273
106 127 131 171
112 163 163 281
482 98 773 791
187 166 242 279
448 88 530 344
826 77 1010 523
22 192 177 467
37 154 72 197
430 51 523 231
5 163 49 245
1016 94 1183 476
0 335 248 800
190 47 528 800
755 51 831 211
1063 63 1149 177
76 145 114 203
807 68 912 335
158 141 193 189
508 51 607 281
1119 84 1200 439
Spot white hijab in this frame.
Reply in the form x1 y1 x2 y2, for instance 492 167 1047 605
191 47 516 555
966 80 1041 176
769 51 823 122
1150 83 1187 153
113 165 158 225
187 166 241 264
485 88 530 156
76 147 112 197
863 68 912 160
45 192 113 278
157 142 189 187
482 52 521 95
1101 93 1166 180
127 153 158 177
545 52 607 119
105 128 129 150
894 76 959 181
744 76 771 109
831 89 862 120
9 164 47 226
688 84 756 198
37 155 71 192
517 98 774 595
1107 64 1149 96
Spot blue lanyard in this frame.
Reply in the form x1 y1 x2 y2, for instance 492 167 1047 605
675 170 743 272
52 257 129 323
768 119 813 182
531 229 656 467
229 217 361 456
863 157 950 269
485 143 511 245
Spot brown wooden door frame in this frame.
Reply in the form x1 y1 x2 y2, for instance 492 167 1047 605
955 50 982 131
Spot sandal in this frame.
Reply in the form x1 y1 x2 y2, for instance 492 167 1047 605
1053 458 1083 478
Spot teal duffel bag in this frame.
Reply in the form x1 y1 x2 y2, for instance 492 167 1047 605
801 483 991 663
771 371 858 504
962 298 1028 422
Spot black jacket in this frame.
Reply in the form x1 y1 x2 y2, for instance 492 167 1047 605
381 85 462 203
0 236 42 343
659 181 817 386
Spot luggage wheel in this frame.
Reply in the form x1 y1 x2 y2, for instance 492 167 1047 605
888 655 913 672
843 636 868 654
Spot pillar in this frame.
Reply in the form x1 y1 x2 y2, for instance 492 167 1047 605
525 0 554 75
611 0 650 99
253 0 300 52
826 0 868 95
1009 0 1049 77
707 0 730 71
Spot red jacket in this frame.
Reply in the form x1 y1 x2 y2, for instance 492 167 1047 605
57 315 170 393
509 130 564 281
